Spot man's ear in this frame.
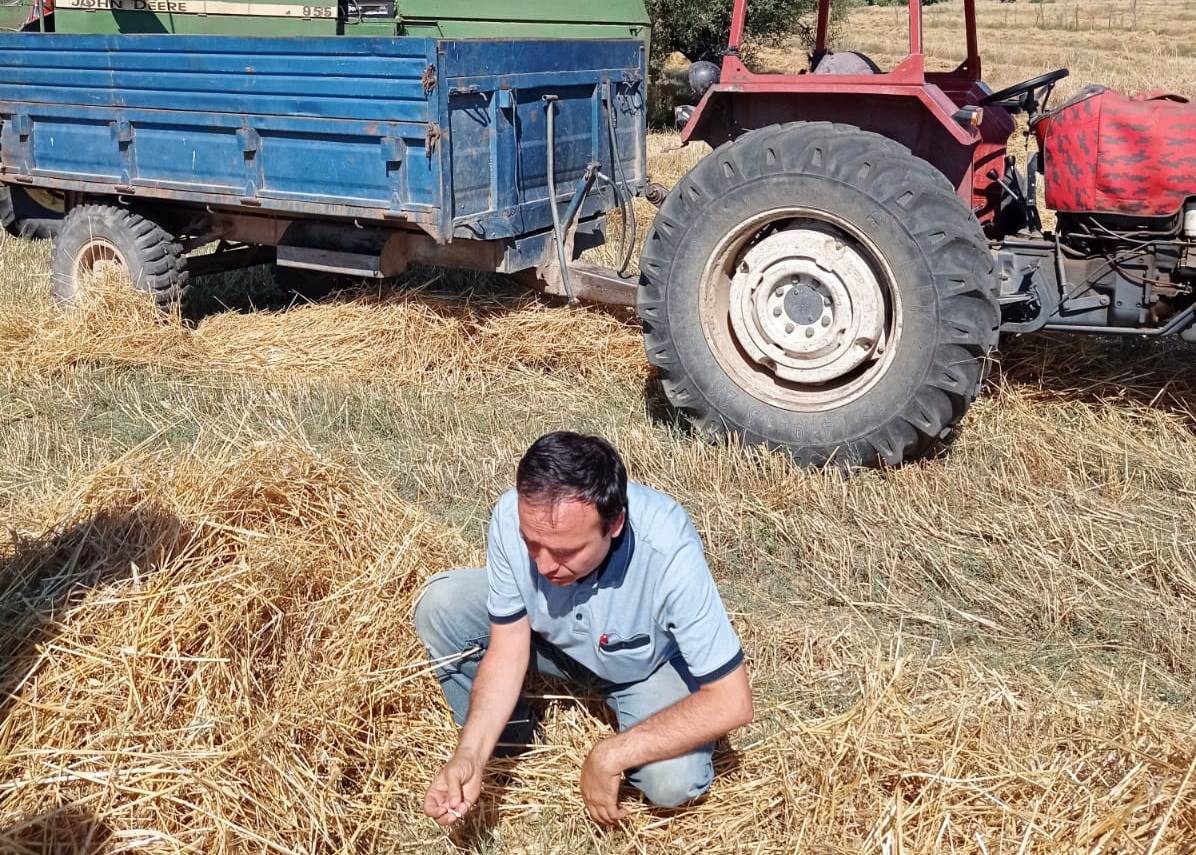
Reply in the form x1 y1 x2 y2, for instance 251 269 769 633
607 509 626 539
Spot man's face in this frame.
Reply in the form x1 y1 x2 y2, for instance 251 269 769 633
517 496 625 586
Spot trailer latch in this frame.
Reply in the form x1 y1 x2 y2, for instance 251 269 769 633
381 137 405 166
425 124 442 154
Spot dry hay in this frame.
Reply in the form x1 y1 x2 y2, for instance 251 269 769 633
0 444 1192 853
1 193 1195 851
0 274 646 387
0 445 467 852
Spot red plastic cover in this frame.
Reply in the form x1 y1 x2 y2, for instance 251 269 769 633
1036 86 1196 218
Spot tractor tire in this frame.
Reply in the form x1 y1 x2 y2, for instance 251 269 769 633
1 185 65 240
638 122 1000 468
51 204 189 312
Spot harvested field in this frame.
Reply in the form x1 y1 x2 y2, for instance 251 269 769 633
2 2 1196 851
751 0 1195 98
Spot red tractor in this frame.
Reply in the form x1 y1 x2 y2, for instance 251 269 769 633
643 0 1196 467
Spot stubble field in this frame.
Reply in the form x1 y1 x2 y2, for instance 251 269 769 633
1 1 1194 852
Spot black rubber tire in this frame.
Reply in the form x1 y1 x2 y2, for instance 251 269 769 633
638 121 1000 469
51 204 189 311
1 185 64 240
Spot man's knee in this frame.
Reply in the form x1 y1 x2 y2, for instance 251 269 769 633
413 572 451 645
628 752 713 808
413 568 487 650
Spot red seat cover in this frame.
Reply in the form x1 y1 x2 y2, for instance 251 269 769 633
1036 86 1196 218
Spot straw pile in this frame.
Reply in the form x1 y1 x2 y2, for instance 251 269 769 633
0 444 468 852
2 443 1192 854
0 273 645 386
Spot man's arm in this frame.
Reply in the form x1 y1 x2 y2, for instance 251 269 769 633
581 663 752 823
424 616 531 826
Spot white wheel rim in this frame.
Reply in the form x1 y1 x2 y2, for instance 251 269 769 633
72 237 128 283
699 208 903 414
729 226 886 385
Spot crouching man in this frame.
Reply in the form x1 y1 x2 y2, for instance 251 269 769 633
415 431 752 826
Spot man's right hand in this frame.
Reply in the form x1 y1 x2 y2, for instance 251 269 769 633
424 616 532 827
424 751 484 826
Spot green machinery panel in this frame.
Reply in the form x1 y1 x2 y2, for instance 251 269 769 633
0 0 34 31
397 0 649 39
42 0 648 40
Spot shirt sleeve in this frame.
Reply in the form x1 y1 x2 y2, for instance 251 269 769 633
656 532 743 685
485 500 527 624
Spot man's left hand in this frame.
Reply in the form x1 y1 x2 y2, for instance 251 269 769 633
581 739 627 825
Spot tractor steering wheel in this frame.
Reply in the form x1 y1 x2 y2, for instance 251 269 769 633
980 68 1070 115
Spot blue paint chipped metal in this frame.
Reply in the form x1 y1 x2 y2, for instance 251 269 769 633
0 33 647 244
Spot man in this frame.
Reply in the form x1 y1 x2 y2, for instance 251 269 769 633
415 432 752 826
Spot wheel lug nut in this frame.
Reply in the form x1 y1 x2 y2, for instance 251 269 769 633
785 323 795 334
773 307 783 317
805 328 816 339
821 317 831 328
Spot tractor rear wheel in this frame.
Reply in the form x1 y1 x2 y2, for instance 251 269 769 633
51 204 190 312
1 185 65 240
638 122 999 468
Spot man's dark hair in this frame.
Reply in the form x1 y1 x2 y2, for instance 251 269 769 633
516 432 628 532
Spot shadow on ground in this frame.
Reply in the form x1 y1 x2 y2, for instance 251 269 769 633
0 805 113 855
0 505 196 850
0 504 191 729
186 264 532 321
996 333 1196 426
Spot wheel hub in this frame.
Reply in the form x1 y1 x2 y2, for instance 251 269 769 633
729 228 885 385
73 237 128 283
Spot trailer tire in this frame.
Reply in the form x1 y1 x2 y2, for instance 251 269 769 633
1 185 64 240
638 122 999 468
51 204 189 312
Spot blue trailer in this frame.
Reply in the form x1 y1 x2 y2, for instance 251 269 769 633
0 33 647 306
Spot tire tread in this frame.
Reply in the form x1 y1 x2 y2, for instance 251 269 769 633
639 121 1000 469
51 203 190 311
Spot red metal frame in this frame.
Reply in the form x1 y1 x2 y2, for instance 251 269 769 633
692 0 986 146
683 0 1013 232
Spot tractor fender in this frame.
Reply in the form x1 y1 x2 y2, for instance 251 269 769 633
680 84 983 201
682 83 979 147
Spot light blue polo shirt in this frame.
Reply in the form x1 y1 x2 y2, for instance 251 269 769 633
485 482 744 687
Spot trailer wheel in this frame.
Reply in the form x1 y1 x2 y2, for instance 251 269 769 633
51 204 189 311
638 122 999 468
1 185 65 240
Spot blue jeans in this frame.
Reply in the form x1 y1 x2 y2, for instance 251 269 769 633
414 568 714 808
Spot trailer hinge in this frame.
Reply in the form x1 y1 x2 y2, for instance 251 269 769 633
421 64 437 94
12 113 31 140
425 123 442 154
381 136 406 166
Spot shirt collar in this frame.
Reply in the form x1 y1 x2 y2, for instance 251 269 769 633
592 520 635 588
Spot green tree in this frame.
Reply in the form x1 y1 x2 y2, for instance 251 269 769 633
648 0 853 72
